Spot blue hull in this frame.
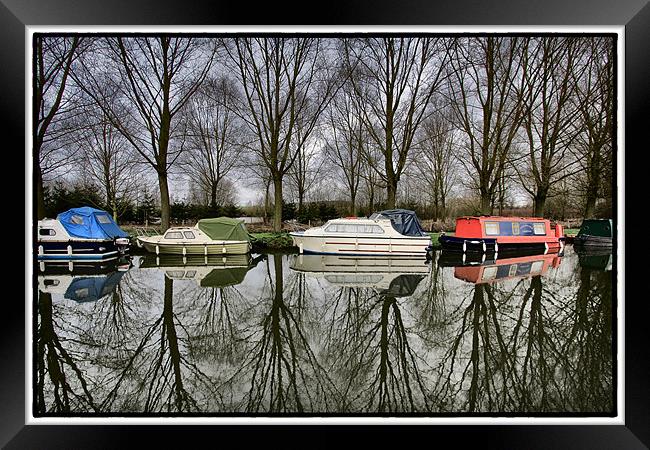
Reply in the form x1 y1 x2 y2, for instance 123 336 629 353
37 240 126 261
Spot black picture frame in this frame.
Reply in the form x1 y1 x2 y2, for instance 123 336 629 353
7 0 645 447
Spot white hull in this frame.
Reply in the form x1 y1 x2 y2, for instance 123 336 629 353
290 233 430 256
138 238 250 255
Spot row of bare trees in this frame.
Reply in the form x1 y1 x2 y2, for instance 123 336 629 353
34 35 614 231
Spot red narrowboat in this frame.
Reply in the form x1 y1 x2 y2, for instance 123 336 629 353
438 216 564 253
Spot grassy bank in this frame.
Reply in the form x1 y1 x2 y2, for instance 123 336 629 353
250 232 297 251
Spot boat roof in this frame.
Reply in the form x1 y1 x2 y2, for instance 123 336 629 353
196 217 250 242
457 215 550 222
56 206 128 239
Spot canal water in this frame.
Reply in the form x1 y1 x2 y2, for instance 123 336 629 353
34 246 614 416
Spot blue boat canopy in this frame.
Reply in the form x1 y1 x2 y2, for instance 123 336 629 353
64 272 127 303
375 209 428 237
57 207 128 240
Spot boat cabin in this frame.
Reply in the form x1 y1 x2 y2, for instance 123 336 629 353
454 216 563 241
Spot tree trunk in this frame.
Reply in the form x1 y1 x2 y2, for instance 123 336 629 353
264 179 270 225
158 173 171 231
36 165 46 219
210 184 217 210
533 191 547 217
350 193 357 216
480 192 492 216
386 178 397 209
273 174 283 233
297 188 304 216
584 194 596 219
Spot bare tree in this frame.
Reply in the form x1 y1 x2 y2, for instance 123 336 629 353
75 37 217 230
324 81 367 216
226 38 340 232
448 37 526 215
76 107 142 219
413 107 457 220
343 37 451 209
517 37 587 216
34 36 84 218
571 37 614 218
287 125 325 215
181 76 242 210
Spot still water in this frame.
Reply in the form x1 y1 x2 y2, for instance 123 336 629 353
35 246 614 416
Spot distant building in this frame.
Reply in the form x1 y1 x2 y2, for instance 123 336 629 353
238 216 264 224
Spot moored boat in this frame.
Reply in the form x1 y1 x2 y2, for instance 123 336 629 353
438 216 564 254
37 206 130 261
137 217 251 256
573 219 613 248
289 209 431 257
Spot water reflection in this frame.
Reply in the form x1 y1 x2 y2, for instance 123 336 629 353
35 246 613 416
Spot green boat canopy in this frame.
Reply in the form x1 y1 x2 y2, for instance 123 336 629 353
197 217 250 242
577 219 613 238
200 267 249 287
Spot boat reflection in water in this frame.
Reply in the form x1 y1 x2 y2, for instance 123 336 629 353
38 269 129 303
575 247 612 272
37 256 132 275
438 248 563 284
137 253 265 288
290 254 430 295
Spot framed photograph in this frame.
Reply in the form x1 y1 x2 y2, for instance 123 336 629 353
8 0 645 447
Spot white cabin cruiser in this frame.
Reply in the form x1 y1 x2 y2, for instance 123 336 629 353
289 209 431 256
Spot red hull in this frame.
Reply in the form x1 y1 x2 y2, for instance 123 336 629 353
452 216 564 245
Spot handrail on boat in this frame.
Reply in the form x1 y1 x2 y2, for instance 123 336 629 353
133 226 161 237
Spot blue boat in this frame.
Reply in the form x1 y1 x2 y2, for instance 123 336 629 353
37 206 130 261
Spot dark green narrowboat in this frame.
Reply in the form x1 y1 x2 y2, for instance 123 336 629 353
574 219 613 247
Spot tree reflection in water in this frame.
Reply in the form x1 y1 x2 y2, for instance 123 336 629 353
242 254 337 413
35 247 613 415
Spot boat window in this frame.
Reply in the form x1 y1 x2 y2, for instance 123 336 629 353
482 266 498 280
185 270 197 278
324 224 339 233
96 214 112 224
512 222 520 235
324 274 383 284
183 231 196 239
485 222 500 235
39 228 56 236
43 279 60 286
71 215 84 225
166 271 185 278
74 288 89 298
164 231 184 239
533 223 546 235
